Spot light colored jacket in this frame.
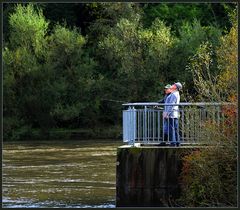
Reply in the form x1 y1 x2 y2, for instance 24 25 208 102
164 90 180 118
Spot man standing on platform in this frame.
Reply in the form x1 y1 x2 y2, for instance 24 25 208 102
158 84 172 143
163 82 182 146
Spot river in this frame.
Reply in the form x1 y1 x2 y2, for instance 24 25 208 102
3 140 122 208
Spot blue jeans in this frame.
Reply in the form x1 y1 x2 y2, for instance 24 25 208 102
163 118 168 141
168 118 180 144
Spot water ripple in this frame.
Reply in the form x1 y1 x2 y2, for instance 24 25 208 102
3 140 121 208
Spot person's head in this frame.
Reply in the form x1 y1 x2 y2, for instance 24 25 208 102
164 84 172 94
171 82 182 91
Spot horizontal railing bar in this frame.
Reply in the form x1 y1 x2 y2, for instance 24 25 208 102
122 102 236 106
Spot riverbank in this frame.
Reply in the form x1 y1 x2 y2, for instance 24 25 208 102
4 126 122 141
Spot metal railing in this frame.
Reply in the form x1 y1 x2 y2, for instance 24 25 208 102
122 102 236 146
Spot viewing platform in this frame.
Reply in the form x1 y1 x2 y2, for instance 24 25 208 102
116 102 236 207
122 102 235 146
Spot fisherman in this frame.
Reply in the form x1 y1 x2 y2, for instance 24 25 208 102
157 84 172 143
158 84 172 103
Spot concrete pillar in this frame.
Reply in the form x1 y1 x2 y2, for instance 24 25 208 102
116 145 195 207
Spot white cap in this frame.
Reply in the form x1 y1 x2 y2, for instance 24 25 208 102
174 82 182 91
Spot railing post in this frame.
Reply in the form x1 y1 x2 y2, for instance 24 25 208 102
133 106 136 145
144 106 147 143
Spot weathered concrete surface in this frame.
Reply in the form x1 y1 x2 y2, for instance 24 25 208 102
116 145 197 207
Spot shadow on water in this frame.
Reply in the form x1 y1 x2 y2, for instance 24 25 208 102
3 140 122 208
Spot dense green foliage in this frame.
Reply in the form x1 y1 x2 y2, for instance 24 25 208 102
141 3 233 32
3 3 236 141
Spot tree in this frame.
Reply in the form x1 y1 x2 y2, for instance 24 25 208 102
168 20 222 98
3 4 50 140
141 3 235 33
46 25 98 127
178 8 237 207
3 4 99 140
187 8 237 102
98 17 175 102
215 9 237 102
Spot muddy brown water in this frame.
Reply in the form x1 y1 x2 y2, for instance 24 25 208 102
3 140 122 208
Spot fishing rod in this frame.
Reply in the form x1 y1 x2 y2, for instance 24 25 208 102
101 99 128 104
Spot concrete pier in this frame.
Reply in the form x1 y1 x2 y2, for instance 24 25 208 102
116 145 196 207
